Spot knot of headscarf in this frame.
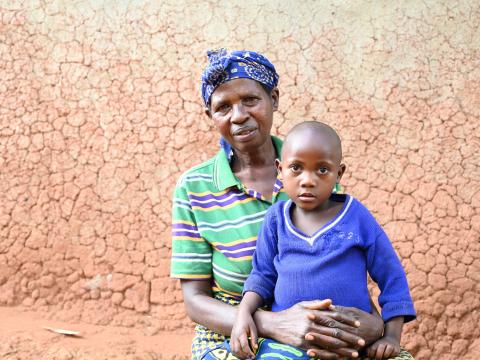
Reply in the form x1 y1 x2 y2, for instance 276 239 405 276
201 49 279 108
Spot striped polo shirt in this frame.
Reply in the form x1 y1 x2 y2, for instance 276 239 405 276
171 136 289 299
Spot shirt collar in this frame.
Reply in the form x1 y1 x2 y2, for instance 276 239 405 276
214 135 283 191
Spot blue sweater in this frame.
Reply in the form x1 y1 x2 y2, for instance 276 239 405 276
243 194 416 322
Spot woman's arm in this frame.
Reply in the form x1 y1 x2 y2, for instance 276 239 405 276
181 280 368 359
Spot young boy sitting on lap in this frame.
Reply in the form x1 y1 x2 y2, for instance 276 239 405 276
230 121 416 360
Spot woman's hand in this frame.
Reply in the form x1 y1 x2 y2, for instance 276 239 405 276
256 300 368 359
329 305 384 345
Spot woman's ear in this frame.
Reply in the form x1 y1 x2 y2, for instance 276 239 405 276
205 108 212 118
271 88 279 111
275 158 283 179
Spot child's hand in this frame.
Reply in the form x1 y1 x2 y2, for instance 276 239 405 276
230 311 258 359
365 335 401 360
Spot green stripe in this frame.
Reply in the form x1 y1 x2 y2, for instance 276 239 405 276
267 343 304 357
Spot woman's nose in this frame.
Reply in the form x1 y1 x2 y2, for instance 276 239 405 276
231 103 248 123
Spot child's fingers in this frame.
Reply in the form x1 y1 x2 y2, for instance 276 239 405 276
366 345 376 359
230 338 239 357
374 343 386 360
249 324 258 353
239 333 254 358
383 344 393 359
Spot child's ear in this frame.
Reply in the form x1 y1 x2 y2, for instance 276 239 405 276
275 159 283 179
337 163 346 182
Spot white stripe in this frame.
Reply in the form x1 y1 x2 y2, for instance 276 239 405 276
212 263 249 279
197 211 267 228
185 176 213 182
172 259 212 263
173 229 199 235
172 253 212 258
185 173 212 179
198 217 264 232
284 196 353 246
175 204 193 212
174 198 191 206
213 268 246 283
219 246 256 254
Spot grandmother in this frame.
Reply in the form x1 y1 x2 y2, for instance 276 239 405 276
170 49 413 360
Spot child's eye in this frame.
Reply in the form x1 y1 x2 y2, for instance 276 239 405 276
290 164 301 173
318 167 329 174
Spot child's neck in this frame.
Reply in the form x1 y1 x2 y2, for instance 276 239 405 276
291 199 344 237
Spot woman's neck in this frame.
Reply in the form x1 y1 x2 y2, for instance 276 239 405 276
231 139 277 173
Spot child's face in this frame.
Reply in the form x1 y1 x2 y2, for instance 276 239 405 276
277 133 345 211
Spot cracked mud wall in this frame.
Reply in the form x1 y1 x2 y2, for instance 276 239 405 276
0 1 479 358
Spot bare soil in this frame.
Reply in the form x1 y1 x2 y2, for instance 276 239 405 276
0 307 192 359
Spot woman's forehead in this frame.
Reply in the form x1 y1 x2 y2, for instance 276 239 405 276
210 78 265 103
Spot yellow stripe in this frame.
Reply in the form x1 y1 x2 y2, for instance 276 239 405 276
212 284 242 297
211 236 257 248
173 220 195 226
171 274 211 279
187 189 229 197
192 197 256 212
227 255 253 262
173 236 205 242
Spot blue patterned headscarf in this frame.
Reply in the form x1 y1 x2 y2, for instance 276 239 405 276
201 49 279 108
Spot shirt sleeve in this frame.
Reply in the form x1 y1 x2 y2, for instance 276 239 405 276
170 177 212 280
242 207 279 305
365 213 416 323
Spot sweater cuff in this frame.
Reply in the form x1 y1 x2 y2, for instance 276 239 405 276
242 274 273 305
381 301 417 323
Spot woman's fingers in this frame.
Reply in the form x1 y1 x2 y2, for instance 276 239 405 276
309 308 360 328
307 313 364 347
305 332 359 358
309 326 365 348
306 347 342 360
302 299 333 311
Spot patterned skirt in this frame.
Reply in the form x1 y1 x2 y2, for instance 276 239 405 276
192 295 414 360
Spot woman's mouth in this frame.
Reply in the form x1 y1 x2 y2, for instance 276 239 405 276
232 127 257 141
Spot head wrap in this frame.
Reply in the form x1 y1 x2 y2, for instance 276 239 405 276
201 49 279 107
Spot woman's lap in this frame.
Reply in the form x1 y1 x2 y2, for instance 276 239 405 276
200 339 415 360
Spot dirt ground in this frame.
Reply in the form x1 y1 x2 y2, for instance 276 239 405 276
0 307 193 359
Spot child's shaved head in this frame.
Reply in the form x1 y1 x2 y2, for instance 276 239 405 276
282 121 343 163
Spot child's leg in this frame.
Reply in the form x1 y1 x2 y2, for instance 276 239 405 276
255 338 311 360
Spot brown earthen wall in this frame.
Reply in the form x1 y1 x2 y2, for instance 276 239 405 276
0 1 479 358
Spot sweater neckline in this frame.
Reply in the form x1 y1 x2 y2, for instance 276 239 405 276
283 195 353 246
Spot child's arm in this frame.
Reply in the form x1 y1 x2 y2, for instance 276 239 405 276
230 292 264 359
366 316 404 360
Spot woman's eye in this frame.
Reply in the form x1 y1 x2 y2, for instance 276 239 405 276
216 105 230 114
243 97 258 105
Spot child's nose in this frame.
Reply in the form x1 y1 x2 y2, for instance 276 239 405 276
300 172 315 187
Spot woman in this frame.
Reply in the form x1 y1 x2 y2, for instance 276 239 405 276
170 49 412 359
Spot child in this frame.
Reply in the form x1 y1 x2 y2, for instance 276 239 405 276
230 121 416 360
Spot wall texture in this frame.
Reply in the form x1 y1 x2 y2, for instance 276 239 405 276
0 1 479 358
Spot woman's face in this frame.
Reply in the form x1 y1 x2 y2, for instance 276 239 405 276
207 78 279 153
